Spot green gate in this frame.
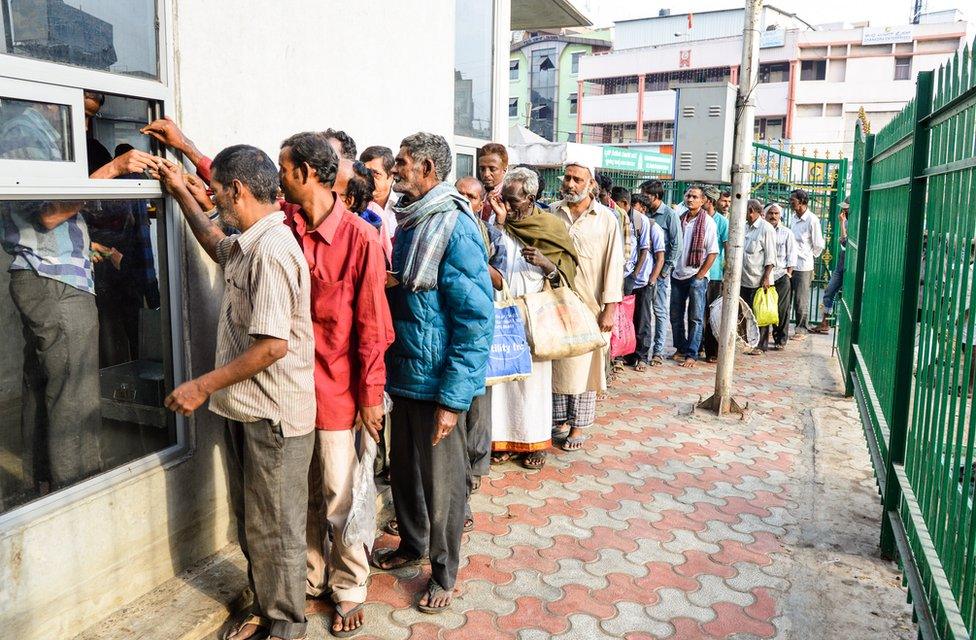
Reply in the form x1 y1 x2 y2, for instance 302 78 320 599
837 39 976 640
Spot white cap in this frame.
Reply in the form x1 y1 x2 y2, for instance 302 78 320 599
564 161 596 179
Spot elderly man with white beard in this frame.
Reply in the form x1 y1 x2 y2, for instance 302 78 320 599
548 162 624 452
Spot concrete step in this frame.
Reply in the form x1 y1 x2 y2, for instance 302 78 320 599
74 480 392 640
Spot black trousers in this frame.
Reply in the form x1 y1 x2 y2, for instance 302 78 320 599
389 396 468 590
702 280 723 359
771 275 793 347
464 389 492 520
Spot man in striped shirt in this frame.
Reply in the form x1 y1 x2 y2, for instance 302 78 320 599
157 146 315 640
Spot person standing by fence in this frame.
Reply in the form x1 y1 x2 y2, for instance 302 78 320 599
812 198 848 335
765 203 797 350
788 189 824 339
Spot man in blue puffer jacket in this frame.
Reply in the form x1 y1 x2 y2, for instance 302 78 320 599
371 132 493 614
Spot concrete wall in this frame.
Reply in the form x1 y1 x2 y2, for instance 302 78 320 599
0 1 457 639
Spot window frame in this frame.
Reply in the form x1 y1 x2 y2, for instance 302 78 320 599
509 97 518 118
509 59 519 81
568 92 578 116
894 56 912 81
570 51 583 75
0 0 189 531
799 60 826 81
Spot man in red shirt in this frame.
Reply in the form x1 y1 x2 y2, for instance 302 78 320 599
278 132 393 637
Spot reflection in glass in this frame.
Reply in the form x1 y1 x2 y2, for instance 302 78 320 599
529 47 557 141
0 97 73 161
0 198 172 514
1 0 159 79
454 0 493 139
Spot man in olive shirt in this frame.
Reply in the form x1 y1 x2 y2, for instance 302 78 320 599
158 146 315 640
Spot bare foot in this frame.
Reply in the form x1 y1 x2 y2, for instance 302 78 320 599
419 584 456 611
333 601 365 635
680 357 697 368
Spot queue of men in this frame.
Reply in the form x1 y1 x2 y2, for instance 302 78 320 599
8 105 828 638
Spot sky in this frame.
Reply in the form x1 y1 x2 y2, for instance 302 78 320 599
577 0 966 28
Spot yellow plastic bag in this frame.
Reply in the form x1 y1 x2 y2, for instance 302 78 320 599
752 286 779 327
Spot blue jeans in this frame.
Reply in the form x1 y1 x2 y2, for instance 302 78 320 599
670 276 708 359
650 271 671 358
822 251 846 314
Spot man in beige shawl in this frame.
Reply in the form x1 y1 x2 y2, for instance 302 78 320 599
549 162 625 451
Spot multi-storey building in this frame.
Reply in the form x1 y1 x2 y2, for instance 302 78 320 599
577 7 971 159
509 28 611 142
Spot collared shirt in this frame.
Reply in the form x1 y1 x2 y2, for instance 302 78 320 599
377 193 399 238
283 200 394 431
790 209 825 272
1 201 95 294
771 223 798 281
613 202 634 276
673 210 719 281
624 209 649 281
210 211 315 437
648 202 682 273
551 198 625 312
741 217 779 288
708 211 730 281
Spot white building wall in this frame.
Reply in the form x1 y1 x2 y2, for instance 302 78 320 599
0 2 465 640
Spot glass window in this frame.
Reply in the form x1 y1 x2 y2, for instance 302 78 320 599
824 103 842 117
0 96 73 161
754 117 784 140
571 51 583 75
1 0 160 79
508 97 518 118
758 62 790 84
509 59 519 81
0 196 174 514
453 0 493 139
568 92 577 116
528 47 557 140
800 60 826 81
894 56 912 80
455 152 474 178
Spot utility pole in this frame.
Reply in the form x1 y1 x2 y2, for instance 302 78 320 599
700 0 761 415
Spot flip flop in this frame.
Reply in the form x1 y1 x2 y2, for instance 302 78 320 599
651 355 665 366
383 519 399 536
551 427 570 443
634 361 648 372
559 435 587 451
463 517 475 532
223 614 268 640
329 602 365 638
521 451 548 469
417 579 454 614
369 547 427 571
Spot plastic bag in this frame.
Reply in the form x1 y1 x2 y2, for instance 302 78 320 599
610 294 637 358
709 296 759 348
486 286 533 386
342 393 392 553
752 287 779 327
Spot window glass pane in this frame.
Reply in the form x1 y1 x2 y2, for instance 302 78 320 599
529 47 557 140
454 0 493 139
508 97 518 118
455 153 474 178
571 51 582 74
509 60 518 81
1 0 159 79
0 197 173 514
0 96 73 161
894 57 911 80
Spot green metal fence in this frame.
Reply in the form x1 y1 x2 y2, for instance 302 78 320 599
837 40 975 640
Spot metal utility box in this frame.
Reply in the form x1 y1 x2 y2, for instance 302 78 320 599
672 82 737 183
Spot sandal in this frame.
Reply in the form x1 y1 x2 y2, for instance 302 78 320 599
634 361 648 372
650 355 664 366
464 517 475 532
559 435 587 452
369 547 427 571
330 602 365 638
521 451 547 469
744 348 765 356
490 452 512 464
417 579 454 614
551 427 570 443
383 519 399 536
223 614 268 640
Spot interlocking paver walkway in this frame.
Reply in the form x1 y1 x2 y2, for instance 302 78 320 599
308 336 916 640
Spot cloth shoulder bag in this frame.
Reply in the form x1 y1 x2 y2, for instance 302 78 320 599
521 278 606 361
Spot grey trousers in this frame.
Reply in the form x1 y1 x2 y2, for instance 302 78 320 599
9 269 101 491
389 396 468 591
225 419 313 640
464 389 492 521
791 269 814 331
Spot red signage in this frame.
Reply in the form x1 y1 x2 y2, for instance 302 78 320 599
679 50 691 68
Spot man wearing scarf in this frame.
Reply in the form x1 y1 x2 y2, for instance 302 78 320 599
485 167 579 469
550 162 624 452
669 186 719 368
372 132 493 615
